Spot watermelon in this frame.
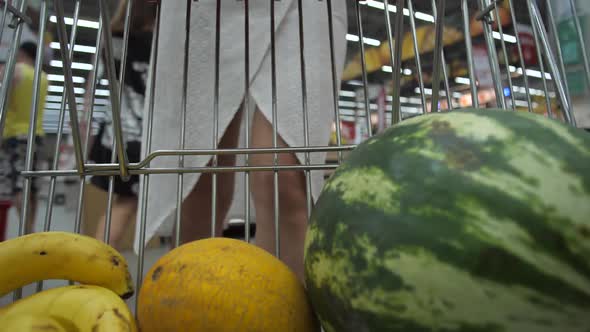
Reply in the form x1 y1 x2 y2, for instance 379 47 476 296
304 109 590 332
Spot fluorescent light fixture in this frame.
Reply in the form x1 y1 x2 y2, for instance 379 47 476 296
338 101 379 110
49 16 99 29
95 89 110 97
339 101 359 108
383 95 423 105
414 12 435 23
525 69 552 80
339 90 357 98
47 74 85 84
455 77 471 85
346 34 381 46
45 95 110 105
363 0 434 23
44 102 66 110
46 95 85 103
50 60 94 71
92 98 110 105
49 42 96 54
509 66 552 80
382 65 413 75
415 87 433 95
346 80 364 86
492 31 517 43
99 79 109 86
48 85 85 95
511 85 556 98
385 96 422 105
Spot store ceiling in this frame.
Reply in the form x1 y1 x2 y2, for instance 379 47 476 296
29 0 550 132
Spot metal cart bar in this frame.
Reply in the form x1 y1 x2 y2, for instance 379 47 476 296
326 0 343 163
136 2 162 314
478 0 507 109
494 1 517 111
2 0 587 310
16 0 46 300
430 0 446 111
529 0 576 125
408 0 427 113
296 0 313 220
507 0 534 113
354 1 373 137
270 0 281 258
98 0 130 179
526 0 553 118
174 0 192 249
461 0 479 108
42 0 81 239
243 0 252 242
53 0 85 174
431 0 453 110
544 0 572 114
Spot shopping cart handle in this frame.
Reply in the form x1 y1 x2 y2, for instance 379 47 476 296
0 0 33 27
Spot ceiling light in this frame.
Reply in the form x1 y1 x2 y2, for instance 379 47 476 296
47 74 85 84
339 90 357 97
346 34 381 46
48 85 85 95
492 31 517 43
49 16 99 29
50 60 94 71
455 77 471 85
415 87 433 95
363 0 434 23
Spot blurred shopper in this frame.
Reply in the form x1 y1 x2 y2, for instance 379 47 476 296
88 0 156 248
0 42 48 235
140 0 348 281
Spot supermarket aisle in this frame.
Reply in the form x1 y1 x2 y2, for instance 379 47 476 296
0 199 169 312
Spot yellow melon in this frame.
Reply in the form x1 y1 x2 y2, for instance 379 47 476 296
138 238 319 332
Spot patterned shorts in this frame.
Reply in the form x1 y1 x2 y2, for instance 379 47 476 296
0 137 43 200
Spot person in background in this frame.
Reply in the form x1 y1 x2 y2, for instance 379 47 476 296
87 0 156 248
141 0 348 282
0 42 49 235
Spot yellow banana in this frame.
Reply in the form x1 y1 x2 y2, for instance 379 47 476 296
0 313 69 332
0 232 133 298
0 285 137 332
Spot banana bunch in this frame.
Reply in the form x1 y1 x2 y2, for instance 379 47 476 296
0 313 67 332
0 232 134 298
0 232 137 331
0 285 136 332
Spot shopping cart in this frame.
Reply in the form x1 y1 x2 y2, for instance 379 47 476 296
0 0 587 318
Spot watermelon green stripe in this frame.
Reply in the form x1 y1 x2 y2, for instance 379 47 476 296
305 110 590 332
306 240 589 332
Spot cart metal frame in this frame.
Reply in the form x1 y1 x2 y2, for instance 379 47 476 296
1 0 587 309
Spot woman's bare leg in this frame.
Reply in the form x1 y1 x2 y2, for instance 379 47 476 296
180 112 243 244
250 110 308 282
95 196 138 248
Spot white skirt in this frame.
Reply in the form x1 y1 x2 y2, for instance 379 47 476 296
134 0 348 252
